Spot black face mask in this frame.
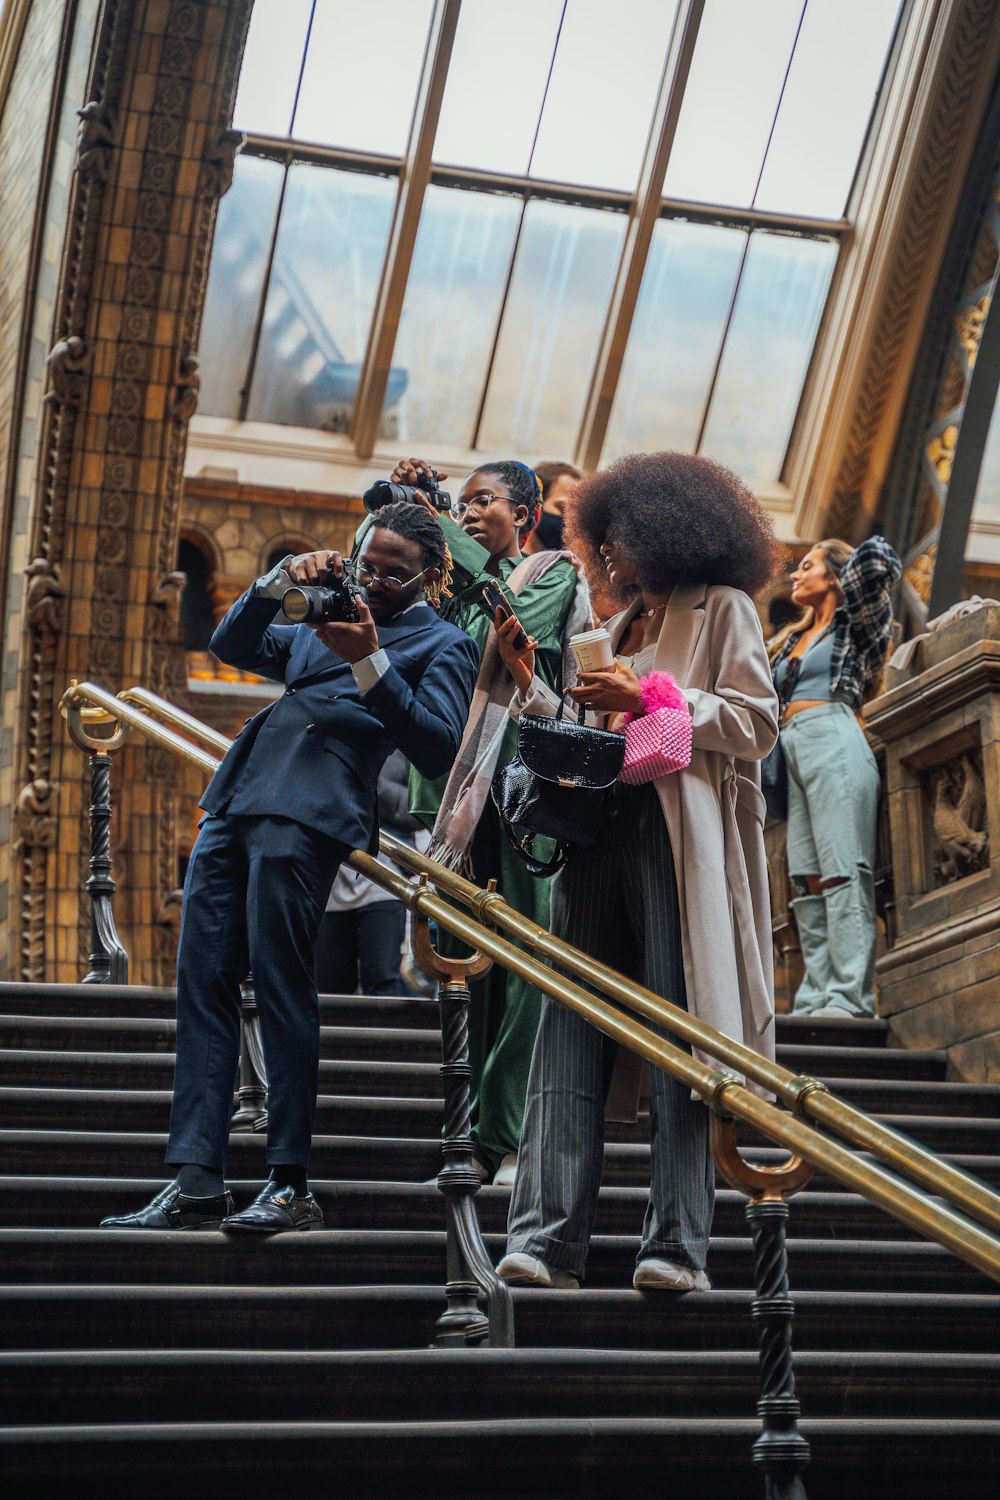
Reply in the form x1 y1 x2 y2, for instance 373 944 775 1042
533 510 564 550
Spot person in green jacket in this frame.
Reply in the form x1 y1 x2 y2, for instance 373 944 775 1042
390 456 591 1187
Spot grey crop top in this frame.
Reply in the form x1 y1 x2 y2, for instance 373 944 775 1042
775 630 836 703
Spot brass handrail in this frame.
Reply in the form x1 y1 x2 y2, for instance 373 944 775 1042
378 833 1000 1241
58 680 1000 1283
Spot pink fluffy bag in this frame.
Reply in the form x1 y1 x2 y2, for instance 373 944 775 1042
619 672 692 785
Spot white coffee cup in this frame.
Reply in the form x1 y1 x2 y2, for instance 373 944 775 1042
569 627 614 672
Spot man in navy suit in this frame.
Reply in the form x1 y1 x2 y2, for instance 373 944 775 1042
101 502 479 1233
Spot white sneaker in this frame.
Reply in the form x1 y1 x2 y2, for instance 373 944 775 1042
633 1258 711 1292
496 1252 580 1290
492 1154 518 1187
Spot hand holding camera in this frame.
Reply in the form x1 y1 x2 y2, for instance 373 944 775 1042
280 551 366 625
363 457 451 516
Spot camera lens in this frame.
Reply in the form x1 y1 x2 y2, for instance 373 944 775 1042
280 586 315 623
362 479 409 514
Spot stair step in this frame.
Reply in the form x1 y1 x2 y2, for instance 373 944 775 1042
0 1417 995 1500
0 1176 932 1240
0 1050 443 1097
0 981 438 1029
777 1043 948 1080
2 1285 998 1354
0 1228 987 1293
6 1121 998 1183
0 1015 442 1063
2 1347 996 1422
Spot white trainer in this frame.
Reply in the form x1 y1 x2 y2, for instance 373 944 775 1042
633 1258 712 1292
496 1252 580 1290
492 1154 518 1187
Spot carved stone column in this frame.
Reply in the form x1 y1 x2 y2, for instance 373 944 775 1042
867 606 1000 1081
12 0 253 983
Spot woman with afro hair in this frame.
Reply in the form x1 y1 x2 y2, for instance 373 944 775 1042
389 456 591 1188
495 451 780 1293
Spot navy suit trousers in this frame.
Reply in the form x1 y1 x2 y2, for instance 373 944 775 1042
166 813 348 1174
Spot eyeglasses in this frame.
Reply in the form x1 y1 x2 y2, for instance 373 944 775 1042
356 562 427 594
449 491 515 520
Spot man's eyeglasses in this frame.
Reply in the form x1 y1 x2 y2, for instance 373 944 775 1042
450 491 515 520
355 562 427 594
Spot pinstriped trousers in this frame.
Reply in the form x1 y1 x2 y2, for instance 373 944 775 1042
506 782 715 1280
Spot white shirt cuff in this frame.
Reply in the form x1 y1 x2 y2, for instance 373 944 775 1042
352 649 390 695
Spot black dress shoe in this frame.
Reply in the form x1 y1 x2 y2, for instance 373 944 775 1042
99 1183 233 1230
221 1182 324 1233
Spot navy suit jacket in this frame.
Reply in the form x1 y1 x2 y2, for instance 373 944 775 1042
201 589 480 851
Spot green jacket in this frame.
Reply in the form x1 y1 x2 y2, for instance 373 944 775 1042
410 514 579 829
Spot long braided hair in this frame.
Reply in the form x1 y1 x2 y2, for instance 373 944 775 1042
367 501 453 609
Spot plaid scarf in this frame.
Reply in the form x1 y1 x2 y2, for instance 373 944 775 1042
429 550 592 873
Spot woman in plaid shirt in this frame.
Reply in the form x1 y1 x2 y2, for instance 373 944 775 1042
768 535 901 1017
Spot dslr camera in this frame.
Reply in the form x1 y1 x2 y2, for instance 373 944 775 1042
362 467 451 514
280 557 366 625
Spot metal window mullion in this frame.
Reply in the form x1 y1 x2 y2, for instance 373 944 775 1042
351 0 463 460
575 0 706 473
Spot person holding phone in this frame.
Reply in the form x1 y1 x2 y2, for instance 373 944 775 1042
395 456 591 1187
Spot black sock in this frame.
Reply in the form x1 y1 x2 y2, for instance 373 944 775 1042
270 1165 308 1197
175 1163 226 1197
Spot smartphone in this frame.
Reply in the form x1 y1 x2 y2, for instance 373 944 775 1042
481 581 528 650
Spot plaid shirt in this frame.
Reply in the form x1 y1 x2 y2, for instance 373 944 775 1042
771 536 901 711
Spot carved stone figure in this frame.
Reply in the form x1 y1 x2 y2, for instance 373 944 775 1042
931 752 989 883
202 128 244 198
171 353 201 424
148 572 187 638
76 100 117 182
14 779 57 850
43 336 89 410
24 558 67 634
153 888 184 965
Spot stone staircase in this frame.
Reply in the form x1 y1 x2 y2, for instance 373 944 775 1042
1 977 998 1498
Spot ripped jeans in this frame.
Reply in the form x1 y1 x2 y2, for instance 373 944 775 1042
782 703 880 1016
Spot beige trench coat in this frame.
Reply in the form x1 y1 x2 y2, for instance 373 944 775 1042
516 581 779 1109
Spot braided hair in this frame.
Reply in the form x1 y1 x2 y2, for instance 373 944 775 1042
366 500 453 609
477 460 543 540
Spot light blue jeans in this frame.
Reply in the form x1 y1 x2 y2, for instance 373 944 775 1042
782 703 880 1016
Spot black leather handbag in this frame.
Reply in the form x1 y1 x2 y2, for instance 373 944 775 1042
491 703 626 876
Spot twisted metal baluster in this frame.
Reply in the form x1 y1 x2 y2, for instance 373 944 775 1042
413 908 514 1348
81 750 129 984
233 973 268 1131
711 1109 812 1500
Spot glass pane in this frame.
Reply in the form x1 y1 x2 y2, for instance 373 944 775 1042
433 0 561 175
479 200 626 456
293 0 434 155
603 220 746 462
663 0 802 208
386 186 522 447
246 165 397 430
232 0 312 137
972 392 1000 523
755 0 902 217
198 156 284 419
531 0 679 189
701 232 837 485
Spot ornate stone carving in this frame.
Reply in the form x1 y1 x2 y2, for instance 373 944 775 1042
926 423 959 484
955 291 991 366
153 888 184 966
203 128 244 198
148 571 187 638
43 335 88 409
929 750 989 884
172 352 200 424
24 558 66 635
903 545 937 607
76 99 117 182
14 779 58 850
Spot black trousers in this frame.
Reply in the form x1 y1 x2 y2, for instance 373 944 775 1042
167 812 347 1173
314 901 406 995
